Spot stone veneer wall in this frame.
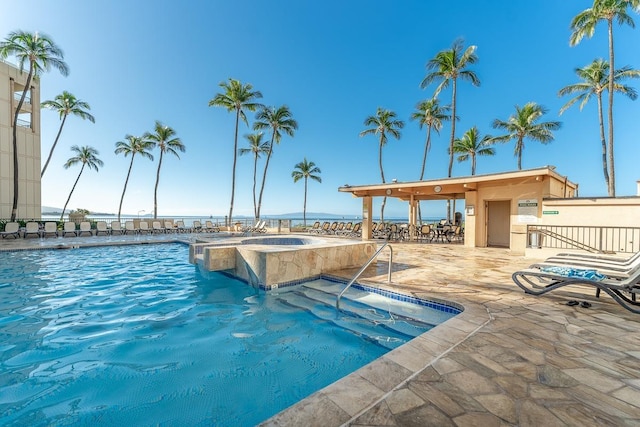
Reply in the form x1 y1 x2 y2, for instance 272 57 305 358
196 241 377 287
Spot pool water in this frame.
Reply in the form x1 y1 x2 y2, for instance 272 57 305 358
0 243 457 426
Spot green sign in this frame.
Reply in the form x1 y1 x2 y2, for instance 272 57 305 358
543 210 559 215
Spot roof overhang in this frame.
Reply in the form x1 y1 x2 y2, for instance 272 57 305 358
338 166 577 201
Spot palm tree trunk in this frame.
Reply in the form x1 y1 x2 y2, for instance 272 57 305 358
60 165 85 221
596 93 610 192
118 156 136 221
471 153 476 175
419 126 432 180
607 19 616 197
10 66 34 221
41 115 67 177
446 79 458 222
153 151 164 218
378 140 386 224
252 154 258 220
303 177 308 226
228 110 241 226
256 131 275 220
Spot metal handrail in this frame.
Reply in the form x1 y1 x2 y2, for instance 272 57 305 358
336 242 393 311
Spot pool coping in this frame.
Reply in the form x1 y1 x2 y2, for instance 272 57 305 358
260 282 490 426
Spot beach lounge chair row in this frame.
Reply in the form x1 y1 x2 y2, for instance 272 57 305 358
242 220 267 234
512 249 640 314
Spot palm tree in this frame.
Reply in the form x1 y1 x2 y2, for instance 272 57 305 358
41 91 95 177
359 108 404 224
0 31 69 221
492 102 561 170
145 121 185 219
420 38 479 178
209 79 263 226
59 146 103 221
291 158 322 226
410 98 452 181
570 0 640 196
559 59 640 192
239 132 270 219
253 105 298 220
451 127 496 175
114 135 154 221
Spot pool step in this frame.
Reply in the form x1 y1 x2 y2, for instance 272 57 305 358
274 287 429 350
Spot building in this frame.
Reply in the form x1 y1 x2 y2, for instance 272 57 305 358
339 167 578 254
0 59 41 219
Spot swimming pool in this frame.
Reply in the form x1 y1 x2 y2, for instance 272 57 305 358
0 243 459 425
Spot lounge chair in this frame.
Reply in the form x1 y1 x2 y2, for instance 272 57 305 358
138 221 150 234
78 221 93 236
192 220 203 232
124 221 137 235
348 222 362 237
336 222 353 236
254 220 267 233
111 221 124 235
62 222 78 237
164 220 176 233
1 222 20 239
42 222 58 237
23 222 42 238
204 220 219 232
95 221 110 235
327 222 339 234
175 220 191 233
308 221 321 233
317 222 330 234
151 221 164 234
543 250 640 269
528 251 640 280
512 264 640 314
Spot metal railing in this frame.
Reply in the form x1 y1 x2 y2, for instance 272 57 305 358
336 242 393 311
527 225 640 254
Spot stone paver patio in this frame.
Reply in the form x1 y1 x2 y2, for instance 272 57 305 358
1 234 639 426
265 242 640 426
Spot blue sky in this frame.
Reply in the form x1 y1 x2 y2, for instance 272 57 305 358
2 1 639 218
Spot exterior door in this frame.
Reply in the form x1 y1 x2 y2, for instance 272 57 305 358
487 200 510 248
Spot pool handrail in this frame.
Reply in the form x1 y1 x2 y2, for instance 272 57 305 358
336 242 393 312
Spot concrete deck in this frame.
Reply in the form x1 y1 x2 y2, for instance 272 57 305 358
1 234 639 426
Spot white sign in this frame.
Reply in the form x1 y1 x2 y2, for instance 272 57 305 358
517 199 538 223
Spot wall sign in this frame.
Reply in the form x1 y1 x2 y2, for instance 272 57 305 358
517 199 538 223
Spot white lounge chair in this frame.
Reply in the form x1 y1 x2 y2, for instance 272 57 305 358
164 220 176 233
192 220 203 233
42 222 58 237
204 220 219 232
95 221 110 235
111 221 124 235
151 221 164 234
23 222 42 238
124 221 137 235
78 221 93 236
62 222 78 237
175 220 191 233
1 222 21 239
138 221 150 234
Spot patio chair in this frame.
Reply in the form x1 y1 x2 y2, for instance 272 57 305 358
42 222 58 237
111 221 124 235
327 222 339 234
417 224 434 242
175 220 191 233
254 220 267 233
204 220 220 232
348 222 362 237
138 221 150 234
124 221 137 235
150 221 163 234
192 220 203 233
0 222 20 239
62 222 78 237
317 222 330 234
164 220 176 233
242 221 260 233
512 264 640 314
95 221 110 236
308 221 321 233
23 222 42 238
336 222 353 236
78 221 93 236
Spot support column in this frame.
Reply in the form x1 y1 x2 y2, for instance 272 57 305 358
408 196 417 240
362 196 372 240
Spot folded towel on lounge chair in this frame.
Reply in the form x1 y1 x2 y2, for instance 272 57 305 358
540 266 606 281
